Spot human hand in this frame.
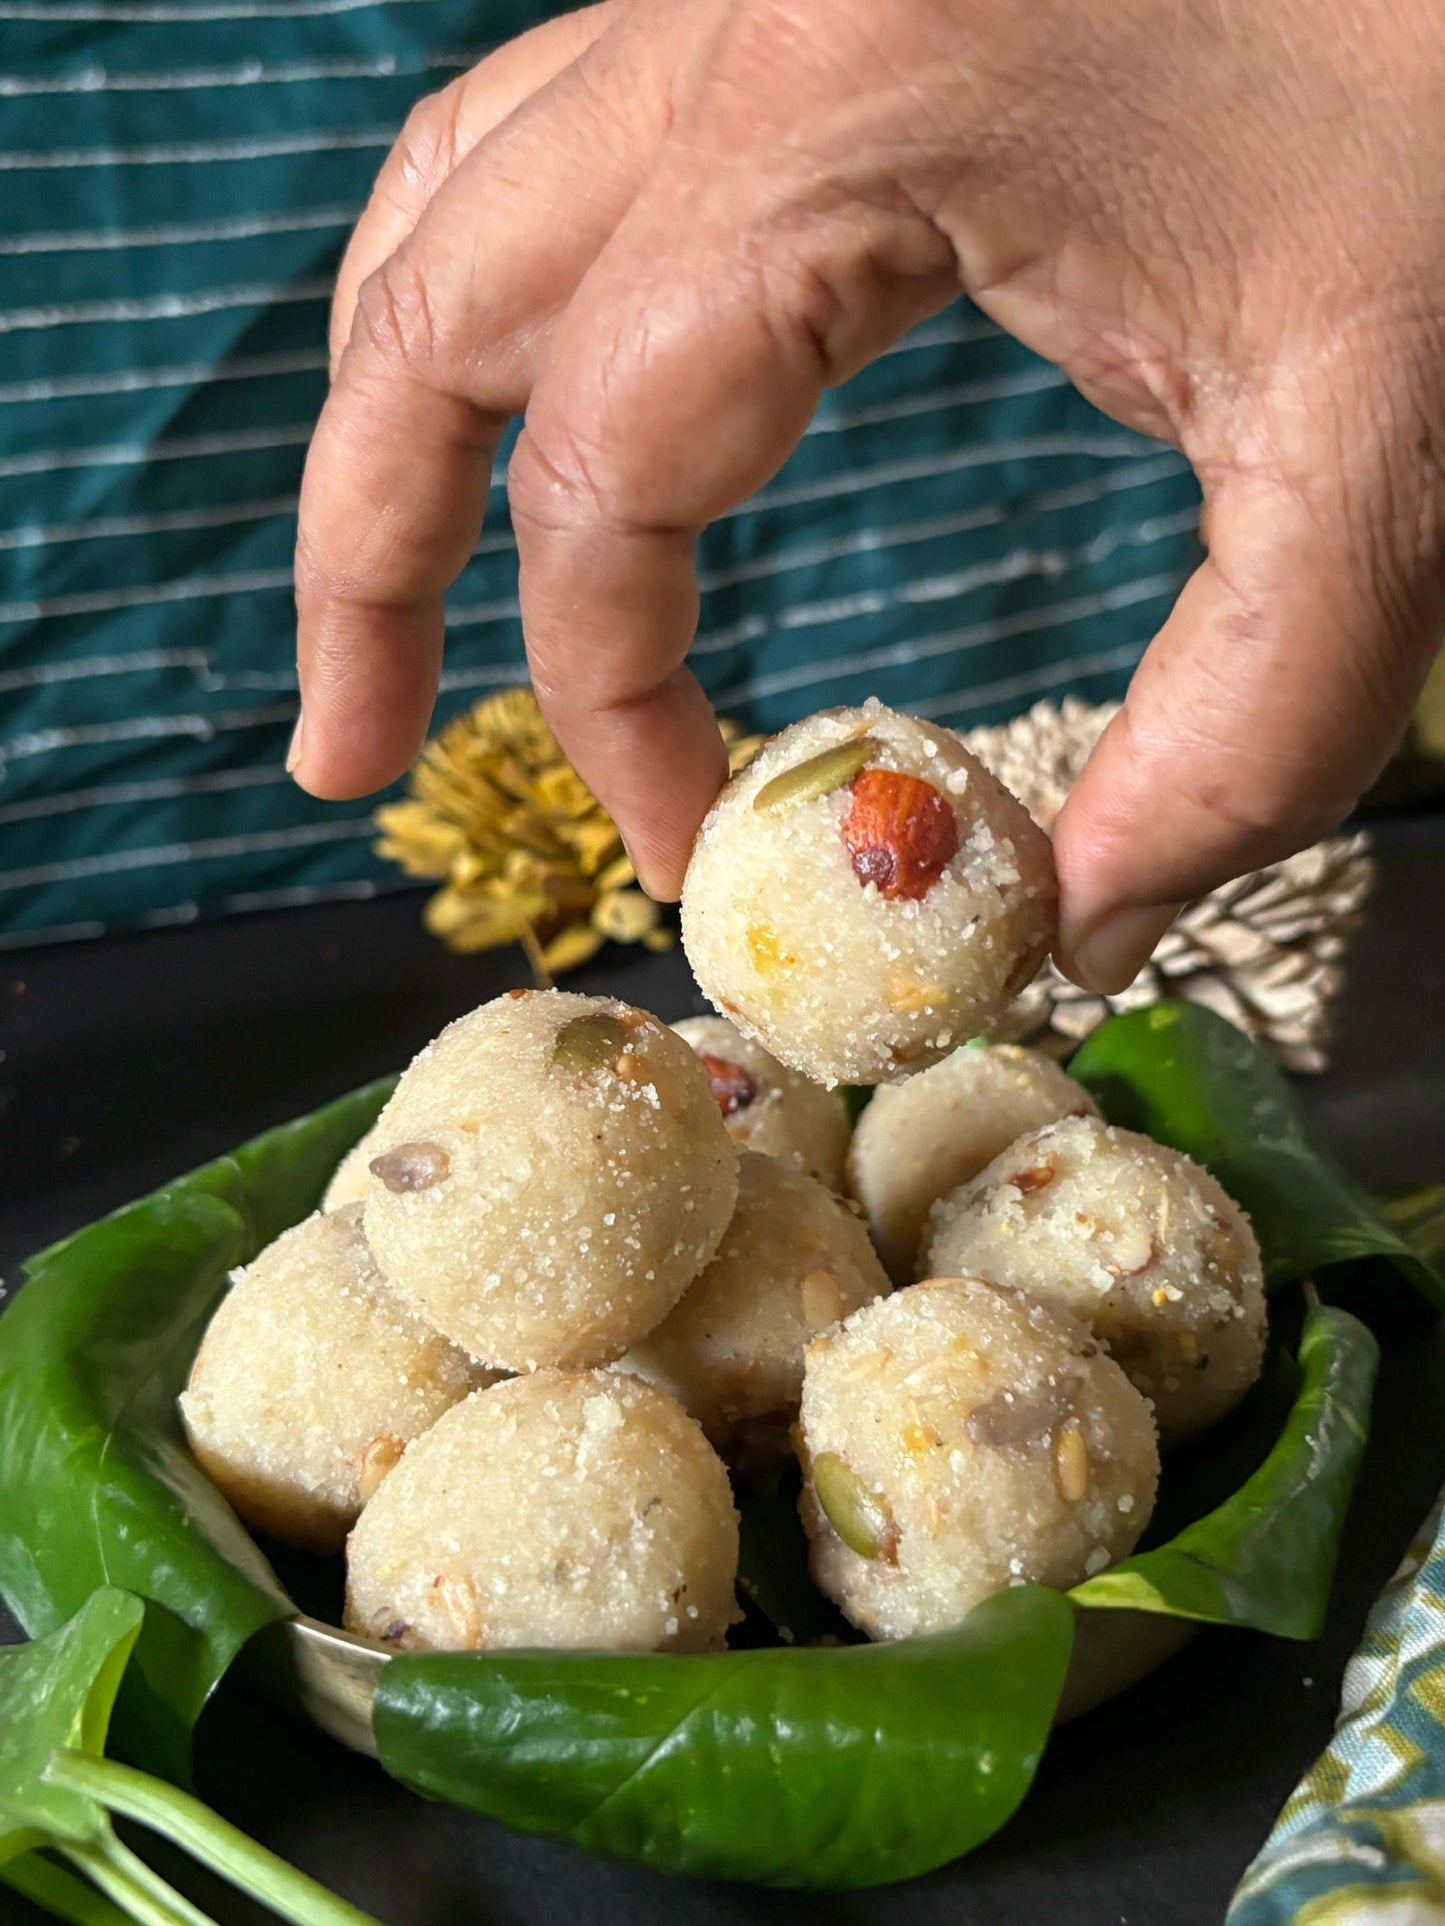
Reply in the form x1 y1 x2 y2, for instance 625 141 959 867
292 0 1445 991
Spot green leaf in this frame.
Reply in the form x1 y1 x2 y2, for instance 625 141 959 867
1069 1002 1445 1306
1072 1305 1377 1637
0 1590 385 1926
372 1582 1073 1889
0 1014 1400 1890
0 1081 392 1778
0 1590 142 1869
1381 1184 1445 1271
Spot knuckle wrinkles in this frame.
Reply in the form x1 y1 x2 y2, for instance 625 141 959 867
507 419 633 537
394 82 466 195
350 256 445 375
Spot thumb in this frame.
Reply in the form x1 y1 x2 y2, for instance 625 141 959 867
1052 461 1444 993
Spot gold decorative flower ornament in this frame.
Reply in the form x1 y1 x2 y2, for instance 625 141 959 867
374 688 761 977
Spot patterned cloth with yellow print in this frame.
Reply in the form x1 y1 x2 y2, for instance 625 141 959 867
1230 1490 1445 1924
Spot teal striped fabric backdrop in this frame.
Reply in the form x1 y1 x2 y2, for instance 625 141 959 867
0 0 1203 946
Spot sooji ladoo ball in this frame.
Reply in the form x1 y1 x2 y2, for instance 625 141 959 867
680 702 1057 1086
345 1370 739 1654
923 1116 1267 1445
614 1150 891 1465
671 1014 851 1189
179 1206 492 1552
797 1277 1159 1641
361 991 738 1373
847 1043 1098 1283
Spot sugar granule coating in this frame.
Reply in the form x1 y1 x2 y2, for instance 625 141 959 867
923 1115 1267 1445
180 1206 492 1553
680 702 1057 1087
797 1276 1158 1641
671 1015 851 1190
362 991 739 1372
614 1150 891 1465
847 1044 1098 1283
323 1127 380 1212
344 1369 740 1655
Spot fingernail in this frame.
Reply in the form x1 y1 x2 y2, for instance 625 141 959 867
285 708 305 776
1068 904 1179 995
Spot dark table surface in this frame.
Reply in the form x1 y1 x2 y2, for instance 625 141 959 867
3 813 1445 1926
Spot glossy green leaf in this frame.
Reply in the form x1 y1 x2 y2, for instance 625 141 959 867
372 1582 1074 1889
0 1590 142 1869
1073 1305 1377 1636
0 1080 392 1778
1069 1002 1445 1306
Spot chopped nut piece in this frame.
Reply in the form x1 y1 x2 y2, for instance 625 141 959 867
811 1451 899 1562
752 737 877 813
966 1382 1077 1453
696 1051 759 1118
369 1141 451 1193
799 1268 843 1330
434 1573 483 1646
841 768 960 901
1010 1163 1056 1195
883 963 950 1013
1052 1421 1090 1503
1104 1220 1156 1277
552 1010 631 1071
357 1433 406 1503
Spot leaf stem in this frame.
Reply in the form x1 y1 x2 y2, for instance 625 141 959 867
2 1851 134 1926
47 1752 383 1926
57 1835 214 1926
